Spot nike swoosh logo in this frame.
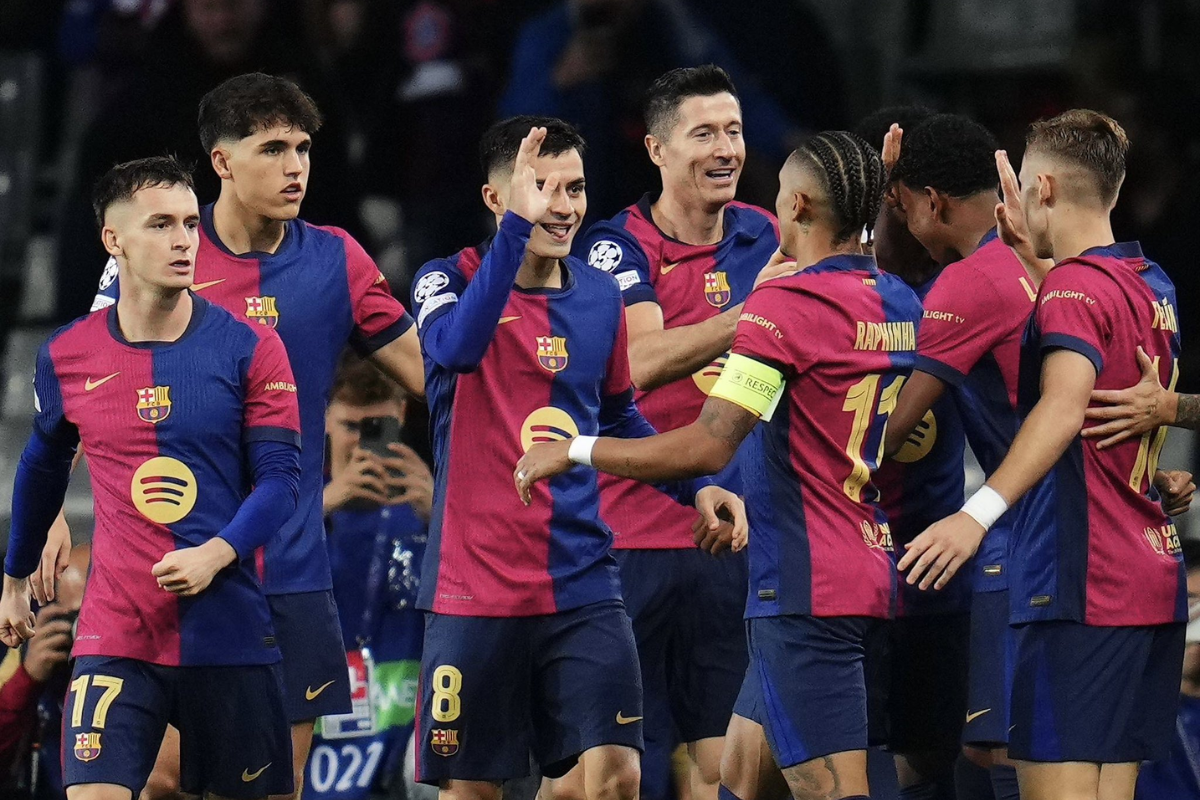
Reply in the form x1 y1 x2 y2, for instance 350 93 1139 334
616 713 643 725
85 372 120 391
242 763 271 782
306 680 335 701
660 261 682 275
191 279 226 291
499 316 522 325
965 708 991 723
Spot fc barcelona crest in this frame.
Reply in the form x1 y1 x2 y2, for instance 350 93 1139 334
75 732 102 762
245 296 280 328
136 386 172 424
431 729 459 757
703 272 732 307
536 336 569 373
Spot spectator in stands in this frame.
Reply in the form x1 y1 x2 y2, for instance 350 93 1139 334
306 355 430 799
0 544 89 800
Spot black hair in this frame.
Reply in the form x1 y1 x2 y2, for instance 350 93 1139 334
853 105 936 155
478 115 586 179
889 113 1000 197
644 65 739 139
92 155 195 228
198 72 323 153
788 131 885 244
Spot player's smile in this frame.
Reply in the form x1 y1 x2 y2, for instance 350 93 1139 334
539 222 575 244
703 166 737 188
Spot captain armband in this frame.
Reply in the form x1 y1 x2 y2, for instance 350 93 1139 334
709 354 785 421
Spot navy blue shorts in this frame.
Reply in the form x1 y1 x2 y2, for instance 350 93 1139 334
963 589 1014 747
270 590 353 722
414 599 643 785
615 547 748 743
885 612 970 754
735 615 875 768
62 655 292 798
1009 620 1184 763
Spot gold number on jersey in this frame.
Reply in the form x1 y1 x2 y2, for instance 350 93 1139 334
843 374 906 501
68 674 125 729
431 665 463 722
1129 356 1179 492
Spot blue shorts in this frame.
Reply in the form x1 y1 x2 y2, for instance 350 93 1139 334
963 589 1014 747
1009 620 1184 763
63 655 292 798
615 547 748 743
414 599 643 785
270 590 353 722
884 612 970 754
735 615 875 768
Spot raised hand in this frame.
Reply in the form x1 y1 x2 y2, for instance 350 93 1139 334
882 123 903 174
994 150 1053 283
507 127 562 225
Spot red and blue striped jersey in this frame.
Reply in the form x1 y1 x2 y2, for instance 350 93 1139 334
1013 242 1186 626
34 297 300 666
92 203 413 594
414 215 646 617
735 255 922 619
577 195 779 549
913 230 1035 592
874 273 968 616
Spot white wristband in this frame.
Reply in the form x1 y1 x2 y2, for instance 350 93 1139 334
960 485 1009 531
568 436 598 467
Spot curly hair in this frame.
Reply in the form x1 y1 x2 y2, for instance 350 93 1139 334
889 114 999 198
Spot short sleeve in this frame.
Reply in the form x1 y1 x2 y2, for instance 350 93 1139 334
411 258 469 334
603 293 634 398
243 329 302 447
578 222 656 307
33 341 78 447
732 284 815 378
333 228 415 355
1035 263 1111 373
915 265 1005 385
90 256 120 312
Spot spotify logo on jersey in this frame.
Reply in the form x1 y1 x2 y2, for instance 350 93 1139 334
692 352 729 395
131 457 198 524
520 407 580 453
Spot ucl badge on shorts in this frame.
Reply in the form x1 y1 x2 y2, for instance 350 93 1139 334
431 729 459 756
703 272 732 307
245 296 280 328
536 336 569 373
136 386 172 424
74 732 102 761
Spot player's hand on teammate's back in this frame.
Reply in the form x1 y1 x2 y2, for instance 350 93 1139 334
753 249 798 290
1084 346 1173 448
514 441 574 505
507 127 563 226
22 605 74 681
1155 469 1196 517
30 511 72 604
896 511 986 591
0 575 36 647
383 443 435 522
152 539 238 597
693 487 748 554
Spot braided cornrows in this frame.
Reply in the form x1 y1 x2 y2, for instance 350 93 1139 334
798 131 885 243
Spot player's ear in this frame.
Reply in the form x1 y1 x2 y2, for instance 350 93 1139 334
210 147 233 181
1036 173 1054 208
100 225 122 258
794 190 815 226
481 182 505 218
928 187 950 223
645 134 666 168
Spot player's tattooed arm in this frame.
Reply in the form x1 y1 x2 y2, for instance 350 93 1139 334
884 371 947 458
1084 346 1186 447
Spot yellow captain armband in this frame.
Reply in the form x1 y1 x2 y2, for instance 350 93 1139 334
710 353 785 421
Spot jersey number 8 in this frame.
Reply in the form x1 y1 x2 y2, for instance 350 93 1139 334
431 665 463 722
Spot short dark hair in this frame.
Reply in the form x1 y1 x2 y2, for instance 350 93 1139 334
1025 109 1129 206
644 65 739 140
92 155 195 228
853 105 935 155
890 113 1000 198
197 72 323 153
330 353 403 408
478 116 586 179
788 131 885 244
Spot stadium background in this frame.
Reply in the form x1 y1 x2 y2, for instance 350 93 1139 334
0 0 1198 551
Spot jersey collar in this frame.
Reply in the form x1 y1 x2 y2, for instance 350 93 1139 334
106 294 209 349
806 253 878 276
633 194 761 244
201 203 300 262
1078 241 1145 263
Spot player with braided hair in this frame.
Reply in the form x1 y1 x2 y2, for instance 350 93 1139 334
516 131 921 800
